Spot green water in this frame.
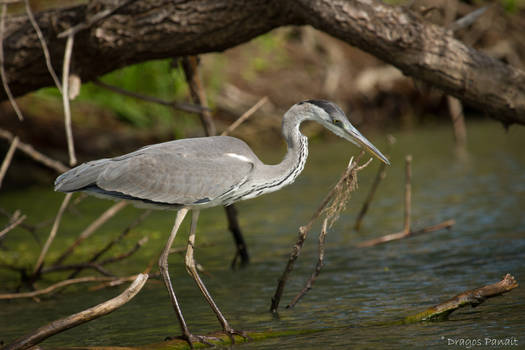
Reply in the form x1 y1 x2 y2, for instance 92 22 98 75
1 121 524 348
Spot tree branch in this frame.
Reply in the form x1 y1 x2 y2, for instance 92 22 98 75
1 0 523 125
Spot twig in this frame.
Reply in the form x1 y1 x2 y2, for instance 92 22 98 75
53 201 128 267
225 205 250 268
67 209 151 278
93 80 207 114
448 5 489 32
354 162 387 231
220 96 268 136
98 236 148 266
1 273 148 350
24 0 62 92
0 2 24 121
33 193 73 276
41 262 115 277
403 155 412 234
181 56 216 136
0 213 26 240
62 33 76 166
0 129 69 173
403 273 518 322
0 274 140 300
357 219 455 247
271 151 370 312
286 218 328 308
0 207 39 243
0 136 18 188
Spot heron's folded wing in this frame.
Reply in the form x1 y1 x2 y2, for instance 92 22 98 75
97 151 254 205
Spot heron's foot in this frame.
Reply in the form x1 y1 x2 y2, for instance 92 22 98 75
223 326 251 344
165 333 222 348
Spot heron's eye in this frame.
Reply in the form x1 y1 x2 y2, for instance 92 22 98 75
333 119 342 126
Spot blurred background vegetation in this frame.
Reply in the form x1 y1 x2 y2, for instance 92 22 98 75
1 0 525 188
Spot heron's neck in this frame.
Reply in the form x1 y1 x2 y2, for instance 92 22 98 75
256 111 309 191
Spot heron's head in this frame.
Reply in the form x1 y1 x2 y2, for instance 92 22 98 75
292 100 390 165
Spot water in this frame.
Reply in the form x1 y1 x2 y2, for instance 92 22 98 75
1 121 524 349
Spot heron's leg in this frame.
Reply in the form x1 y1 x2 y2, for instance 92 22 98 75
159 209 220 348
185 210 248 343
158 209 189 335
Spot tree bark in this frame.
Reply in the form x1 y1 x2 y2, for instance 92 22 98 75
2 0 525 125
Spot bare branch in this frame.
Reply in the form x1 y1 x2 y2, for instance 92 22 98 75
23 0 61 92
0 213 26 240
357 219 455 247
221 96 268 136
286 218 328 308
1 273 148 350
271 151 369 312
53 200 128 267
61 33 76 166
33 193 73 275
0 129 69 173
0 135 18 188
448 6 489 32
93 80 208 114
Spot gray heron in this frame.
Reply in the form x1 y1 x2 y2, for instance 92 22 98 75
54 99 389 346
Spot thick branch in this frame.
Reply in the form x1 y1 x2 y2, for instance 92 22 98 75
2 0 524 124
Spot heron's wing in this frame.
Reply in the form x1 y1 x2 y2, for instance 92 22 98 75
96 144 255 205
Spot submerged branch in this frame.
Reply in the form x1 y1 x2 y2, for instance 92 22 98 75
403 274 518 322
1 273 148 350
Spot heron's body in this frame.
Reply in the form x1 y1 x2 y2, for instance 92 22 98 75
54 100 388 346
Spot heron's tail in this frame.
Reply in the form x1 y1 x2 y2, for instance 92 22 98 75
54 159 109 192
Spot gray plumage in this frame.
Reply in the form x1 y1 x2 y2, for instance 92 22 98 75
53 100 390 345
55 100 389 210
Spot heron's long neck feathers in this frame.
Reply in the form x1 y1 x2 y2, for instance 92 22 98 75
229 110 309 203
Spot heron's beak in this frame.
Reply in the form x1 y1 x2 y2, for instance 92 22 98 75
343 126 390 165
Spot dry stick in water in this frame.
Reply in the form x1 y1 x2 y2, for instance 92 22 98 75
32 193 73 276
404 273 518 322
270 152 370 312
0 136 18 188
0 129 69 173
354 161 387 231
287 218 328 308
52 200 128 267
358 155 454 247
0 3 24 121
62 33 76 166
1 273 148 350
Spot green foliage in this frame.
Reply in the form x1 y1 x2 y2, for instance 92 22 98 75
36 59 189 128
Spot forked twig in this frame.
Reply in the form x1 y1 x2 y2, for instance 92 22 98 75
52 201 128 267
1 274 148 350
67 209 151 278
271 151 371 312
357 155 454 247
0 136 18 188
33 193 73 276
286 218 328 308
